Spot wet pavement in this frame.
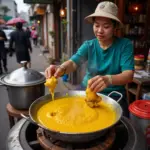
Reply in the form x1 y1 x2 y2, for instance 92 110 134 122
0 43 77 150
0 45 50 150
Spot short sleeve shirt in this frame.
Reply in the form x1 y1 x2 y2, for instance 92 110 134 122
70 37 134 95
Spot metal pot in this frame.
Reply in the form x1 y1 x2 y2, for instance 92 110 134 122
0 61 46 110
21 90 123 143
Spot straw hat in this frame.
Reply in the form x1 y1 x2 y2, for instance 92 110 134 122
85 1 123 28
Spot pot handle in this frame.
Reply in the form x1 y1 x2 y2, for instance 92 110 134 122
20 61 28 69
20 113 37 125
108 91 123 103
21 113 44 128
21 113 30 120
0 81 3 86
0 75 5 86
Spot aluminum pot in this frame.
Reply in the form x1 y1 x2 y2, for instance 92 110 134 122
21 90 123 143
0 61 46 110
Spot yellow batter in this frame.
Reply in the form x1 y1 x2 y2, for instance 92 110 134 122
44 76 58 100
85 87 102 107
37 96 116 133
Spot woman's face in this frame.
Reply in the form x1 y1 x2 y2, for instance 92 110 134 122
93 17 115 42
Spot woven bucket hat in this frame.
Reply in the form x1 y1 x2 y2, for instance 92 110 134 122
85 1 123 28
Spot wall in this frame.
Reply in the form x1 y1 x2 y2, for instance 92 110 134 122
43 13 47 47
1 0 17 18
75 0 98 84
79 0 97 43
47 9 55 58
0 0 2 16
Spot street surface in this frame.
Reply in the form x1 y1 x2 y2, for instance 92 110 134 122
0 45 49 150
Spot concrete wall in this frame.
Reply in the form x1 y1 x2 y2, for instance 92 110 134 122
75 0 98 84
43 13 47 47
47 10 55 58
0 0 2 16
1 0 17 18
79 0 98 43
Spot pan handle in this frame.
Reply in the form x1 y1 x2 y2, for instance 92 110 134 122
20 113 36 125
108 91 123 103
21 113 30 120
21 113 45 128
0 75 5 86
0 81 3 86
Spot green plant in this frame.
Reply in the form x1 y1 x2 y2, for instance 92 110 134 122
0 5 10 16
49 30 55 39
46 57 55 64
61 19 68 32
61 19 68 60
60 52 69 63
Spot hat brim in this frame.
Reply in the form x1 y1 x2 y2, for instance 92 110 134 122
84 11 123 28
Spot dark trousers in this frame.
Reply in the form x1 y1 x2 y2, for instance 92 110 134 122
0 48 7 73
0 58 7 71
33 38 38 46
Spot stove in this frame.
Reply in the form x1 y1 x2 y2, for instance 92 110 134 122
6 117 148 150
37 127 115 150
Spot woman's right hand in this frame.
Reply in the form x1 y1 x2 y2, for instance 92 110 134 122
45 65 66 79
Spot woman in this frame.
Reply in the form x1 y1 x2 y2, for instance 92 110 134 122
45 1 134 117
31 27 38 46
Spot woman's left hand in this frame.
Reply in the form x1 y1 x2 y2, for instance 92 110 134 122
88 75 110 93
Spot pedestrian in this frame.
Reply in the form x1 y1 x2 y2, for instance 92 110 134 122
26 27 31 38
0 27 8 74
31 27 38 46
9 22 32 68
45 1 134 117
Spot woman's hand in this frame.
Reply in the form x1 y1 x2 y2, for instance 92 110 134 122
45 65 66 79
88 75 110 93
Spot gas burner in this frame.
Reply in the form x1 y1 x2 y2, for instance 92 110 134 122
7 117 148 150
37 128 115 150
7 119 42 150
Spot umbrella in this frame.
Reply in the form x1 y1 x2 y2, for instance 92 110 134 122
0 19 6 25
6 17 26 25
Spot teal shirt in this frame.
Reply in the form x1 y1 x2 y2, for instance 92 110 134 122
70 37 134 95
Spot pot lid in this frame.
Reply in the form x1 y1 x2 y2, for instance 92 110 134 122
2 61 46 86
129 100 150 119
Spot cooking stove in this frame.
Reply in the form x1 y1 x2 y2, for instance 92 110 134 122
37 127 115 150
7 117 148 150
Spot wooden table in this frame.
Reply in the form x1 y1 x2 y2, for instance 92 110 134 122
6 103 29 128
126 77 150 104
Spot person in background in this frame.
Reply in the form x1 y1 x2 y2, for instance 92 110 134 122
9 22 32 68
25 27 32 52
26 27 31 38
0 28 8 74
45 1 134 117
31 27 38 46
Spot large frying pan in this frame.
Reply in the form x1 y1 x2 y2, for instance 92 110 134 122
21 90 123 143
